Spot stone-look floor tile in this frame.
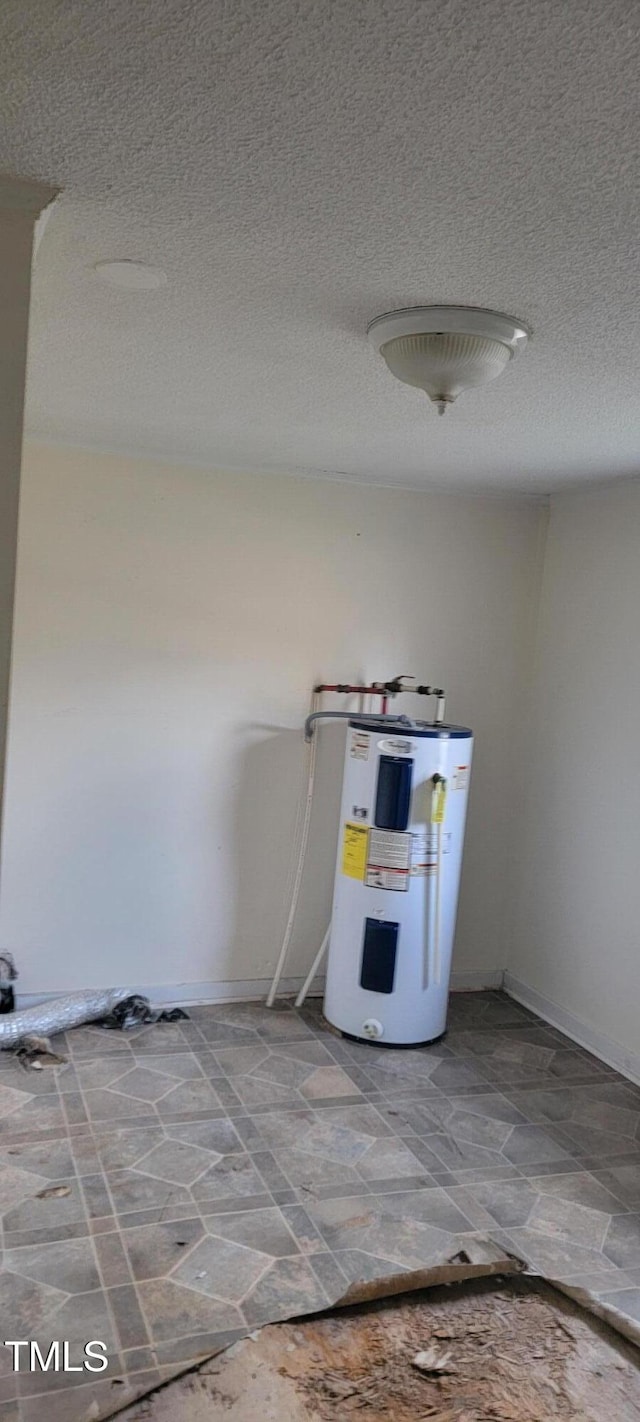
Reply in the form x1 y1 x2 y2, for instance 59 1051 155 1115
428 1060 491 1093
5 1236 100 1294
297 1118 374 1165
271 1040 335 1067
445 1091 531 1126
67 1026 135 1057
376 1186 476 1236
0 1271 66 1332
356 1137 425 1181
241 1108 315 1150
444 1184 498 1230
445 1107 515 1150
154 1079 222 1118
527 1192 610 1250
300 1065 361 1100
208 1045 270 1076
308 1249 349 1296
462 1177 539 1228
302 1193 457 1270
69 1133 103 1173
229 1115 265 1150
74 1057 132 1089
60 1093 89 1127
271 1145 362 1194
255 1017 315 1046
93 1230 134 1286
84 1088 155 1123
118 1202 199 1230
108 1283 152 1349
242 1255 328 1326
41 1286 119 1356
173 1235 269 1301
123 1345 157 1372
0 989 639 1397
150 1328 246 1370
333 1248 409 1285
108 1169 193 1218
133 1138 214 1185
94 1126 166 1171
280 1203 326 1254
0 1163 55 1214
191 1153 268 1204
420 1132 506 1173
109 1065 177 1102
530 1170 628 1215
593 1163 640 1207
167 1118 243 1153
596 1287 640 1326
195 1022 261 1047
124 1024 191 1055
602 1213 640 1269
2 1177 87 1235
0 1139 75 1178
500 1123 572 1165
136 1051 206 1081
249 1149 293 1193
204 1206 300 1257
0 1083 35 1118
229 1076 302 1110
249 1053 316 1089
19 1380 119 1422
0 1096 66 1139
505 1227 624 1280
137 1277 244 1342
122 1217 205 1280
80 1173 114 1219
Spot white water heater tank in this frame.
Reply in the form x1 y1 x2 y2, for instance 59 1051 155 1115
324 718 473 1045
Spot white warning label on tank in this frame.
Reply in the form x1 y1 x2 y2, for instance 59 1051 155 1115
410 830 452 875
350 732 370 760
452 764 470 791
366 829 412 891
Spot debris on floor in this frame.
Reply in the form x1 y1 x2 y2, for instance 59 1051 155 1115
0 980 188 1063
120 1278 640 1422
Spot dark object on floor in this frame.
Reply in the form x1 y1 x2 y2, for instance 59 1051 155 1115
0 951 17 1013
95 993 189 1030
15 1033 67 1068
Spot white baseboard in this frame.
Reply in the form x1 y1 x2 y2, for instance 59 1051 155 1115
16 967 504 1012
503 972 640 1088
450 969 505 992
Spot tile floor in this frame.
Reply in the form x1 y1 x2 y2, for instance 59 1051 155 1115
0 990 638 1420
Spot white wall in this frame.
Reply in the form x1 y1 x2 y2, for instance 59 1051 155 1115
0 443 545 997
509 481 640 1070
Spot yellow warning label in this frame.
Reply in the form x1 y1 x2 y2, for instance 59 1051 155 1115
341 821 369 879
431 782 447 824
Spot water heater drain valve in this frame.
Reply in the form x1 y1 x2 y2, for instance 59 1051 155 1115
362 1018 384 1040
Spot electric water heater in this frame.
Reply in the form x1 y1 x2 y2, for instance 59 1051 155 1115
324 718 473 1045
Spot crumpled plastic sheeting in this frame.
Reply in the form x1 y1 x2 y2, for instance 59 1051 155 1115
0 986 135 1049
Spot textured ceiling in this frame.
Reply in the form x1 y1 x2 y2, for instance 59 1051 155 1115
1 0 638 491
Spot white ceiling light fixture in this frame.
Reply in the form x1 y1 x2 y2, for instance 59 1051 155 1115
94 260 167 291
367 305 530 415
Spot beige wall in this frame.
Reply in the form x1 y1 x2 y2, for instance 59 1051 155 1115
0 179 57 841
0 443 545 997
508 481 640 1070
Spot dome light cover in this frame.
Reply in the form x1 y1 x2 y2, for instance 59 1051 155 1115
367 306 530 414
